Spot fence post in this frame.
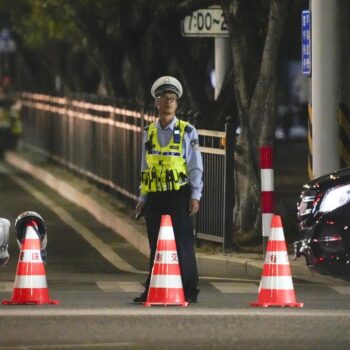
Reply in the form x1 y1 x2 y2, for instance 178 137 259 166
223 116 235 252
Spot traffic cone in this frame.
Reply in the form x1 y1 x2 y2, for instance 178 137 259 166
3 220 59 305
145 215 188 307
250 215 303 308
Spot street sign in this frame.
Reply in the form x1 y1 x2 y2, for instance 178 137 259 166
182 7 229 37
0 28 16 53
301 10 311 75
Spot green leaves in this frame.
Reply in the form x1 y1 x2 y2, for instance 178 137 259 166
0 0 80 48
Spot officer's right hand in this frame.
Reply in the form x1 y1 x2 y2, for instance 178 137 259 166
189 199 200 216
135 201 145 219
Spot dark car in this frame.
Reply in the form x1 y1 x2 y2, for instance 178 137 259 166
294 167 350 278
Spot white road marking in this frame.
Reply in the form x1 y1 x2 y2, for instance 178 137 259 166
211 282 257 293
97 281 144 292
331 286 350 295
0 308 349 317
0 343 135 349
200 276 260 282
11 174 146 275
211 281 350 295
0 282 13 292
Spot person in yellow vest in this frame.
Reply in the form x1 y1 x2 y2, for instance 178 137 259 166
134 76 203 303
0 90 22 159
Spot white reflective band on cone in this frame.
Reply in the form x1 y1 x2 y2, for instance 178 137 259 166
269 227 285 241
19 249 43 262
264 251 289 265
14 275 48 289
24 227 40 240
158 227 176 240
149 275 183 288
260 276 294 290
262 213 273 238
261 169 274 191
153 250 179 264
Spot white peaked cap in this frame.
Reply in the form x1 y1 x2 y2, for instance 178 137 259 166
151 76 183 99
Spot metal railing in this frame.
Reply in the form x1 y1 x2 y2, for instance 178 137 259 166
19 92 234 248
196 129 226 242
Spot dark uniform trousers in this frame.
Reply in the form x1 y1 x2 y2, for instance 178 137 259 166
144 185 199 299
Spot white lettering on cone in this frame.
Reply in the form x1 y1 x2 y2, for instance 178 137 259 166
264 251 289 265
19 249 43 262
153 250 179 264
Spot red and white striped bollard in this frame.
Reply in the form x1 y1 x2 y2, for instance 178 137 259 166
260 145 274 255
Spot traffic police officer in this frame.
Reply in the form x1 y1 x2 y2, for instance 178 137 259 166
134 76 203 303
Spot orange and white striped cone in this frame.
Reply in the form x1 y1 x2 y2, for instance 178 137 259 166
145 215 188 307
250 215 303 308
3 220 59 305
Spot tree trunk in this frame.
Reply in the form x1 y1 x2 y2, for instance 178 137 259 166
222 0 291 242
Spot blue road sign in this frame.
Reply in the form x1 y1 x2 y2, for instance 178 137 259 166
302 10 311 76
0 28 16 53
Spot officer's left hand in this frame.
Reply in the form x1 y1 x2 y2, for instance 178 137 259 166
135 201 145 219
189 199 200 216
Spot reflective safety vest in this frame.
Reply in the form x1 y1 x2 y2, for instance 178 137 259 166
0 104 22 136
141 120 190 194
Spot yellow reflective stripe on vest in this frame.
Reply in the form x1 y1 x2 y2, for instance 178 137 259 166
141 120 188 194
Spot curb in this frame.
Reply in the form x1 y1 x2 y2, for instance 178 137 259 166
196 253 262 280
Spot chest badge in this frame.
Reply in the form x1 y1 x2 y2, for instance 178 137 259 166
173 129 180 143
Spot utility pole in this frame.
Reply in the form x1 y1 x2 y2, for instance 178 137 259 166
311 0 342 177
214 37 231 100
182 7 234 250
340 1 350 107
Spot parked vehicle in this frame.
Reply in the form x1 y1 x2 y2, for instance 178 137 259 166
294 167 350 278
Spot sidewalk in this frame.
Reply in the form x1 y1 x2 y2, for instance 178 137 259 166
5 150 348 286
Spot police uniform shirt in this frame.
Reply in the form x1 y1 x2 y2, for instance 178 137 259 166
140 116 203 202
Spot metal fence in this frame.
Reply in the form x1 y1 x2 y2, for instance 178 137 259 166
18 92 234 247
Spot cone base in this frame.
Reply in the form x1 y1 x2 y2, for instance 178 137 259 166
2 288 59 305
144 301 189 307
250 288 303 308
2 299 59 305
250 301 303 308
144 287 188 307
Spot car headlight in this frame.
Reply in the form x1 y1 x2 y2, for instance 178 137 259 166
319 184 350 213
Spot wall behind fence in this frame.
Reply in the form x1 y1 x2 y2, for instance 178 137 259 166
19 92 233 245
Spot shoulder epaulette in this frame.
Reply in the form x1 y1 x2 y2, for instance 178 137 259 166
184 125 193 133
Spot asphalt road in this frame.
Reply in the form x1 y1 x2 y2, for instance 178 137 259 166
1 163 350 350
